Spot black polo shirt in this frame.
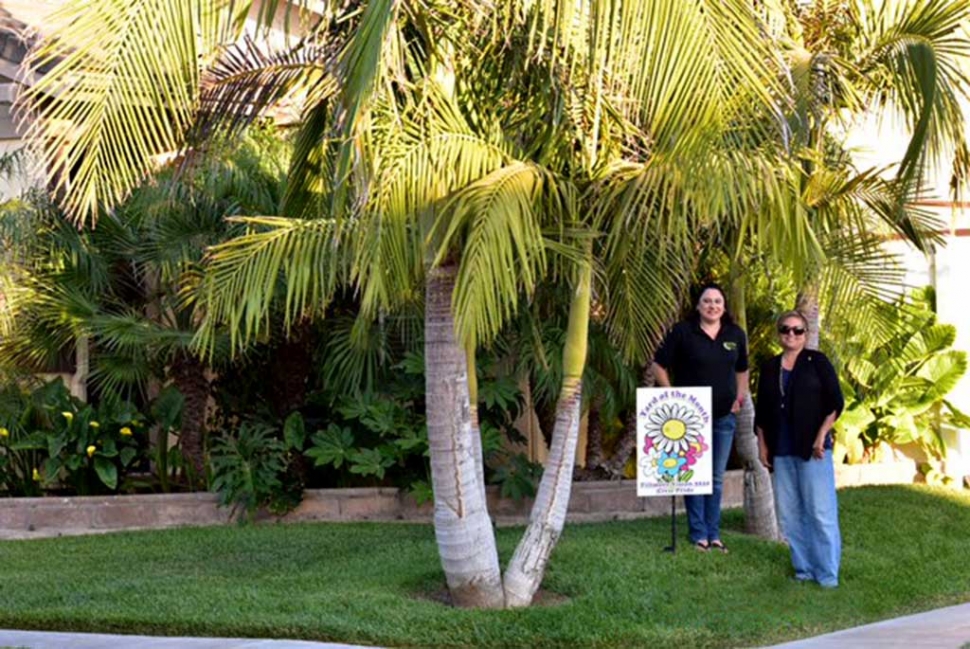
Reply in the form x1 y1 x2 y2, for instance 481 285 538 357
654 320 749 418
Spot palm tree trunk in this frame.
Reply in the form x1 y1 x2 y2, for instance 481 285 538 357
466 342 486 497
796 285 820 350
729 264 780 540
69 335 90 401
735 392 780 540
503 260 591 608
170 351 209 486
425 264 504 609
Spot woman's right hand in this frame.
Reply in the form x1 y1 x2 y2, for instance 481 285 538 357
756 428 771 469
759 447 772 470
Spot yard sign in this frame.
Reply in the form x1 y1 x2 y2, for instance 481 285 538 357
636 387 713 497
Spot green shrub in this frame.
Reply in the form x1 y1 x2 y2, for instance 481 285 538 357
0 380 148 496
834 288 970 466
209 421 296 522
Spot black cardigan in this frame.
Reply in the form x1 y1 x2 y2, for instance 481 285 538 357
755 350 844 461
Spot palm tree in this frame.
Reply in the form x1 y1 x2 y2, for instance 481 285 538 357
754 0 970 341
18 0 792 608
687 0 970 541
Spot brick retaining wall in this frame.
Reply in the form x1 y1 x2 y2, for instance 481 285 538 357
0 462 917 540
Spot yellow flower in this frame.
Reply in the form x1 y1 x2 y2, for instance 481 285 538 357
62 411 74 422
89 421 100 429
0 427 8 438
32 468 40 481
120 426 133 437
86 445 96 458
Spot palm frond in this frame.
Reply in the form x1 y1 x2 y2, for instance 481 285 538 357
88 351 153 400
817 233 916 367
353 86 513 318
193 215 346 355
0 147 28 181
17 0 242 224
193 33 338 142
329 0 402 213
319 314 391 396
433 162 563 348
600 238 688 365
281 97 338 218
88 313 195 356
855 0 970 185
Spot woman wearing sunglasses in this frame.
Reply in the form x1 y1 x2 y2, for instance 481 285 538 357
755 310 844 587
652 283 749 553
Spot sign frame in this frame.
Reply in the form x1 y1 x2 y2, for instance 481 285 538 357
636 387 714 498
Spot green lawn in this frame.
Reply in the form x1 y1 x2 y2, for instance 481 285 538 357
1 485 968 648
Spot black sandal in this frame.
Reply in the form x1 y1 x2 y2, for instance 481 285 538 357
695 541 710 552
710 540 729 553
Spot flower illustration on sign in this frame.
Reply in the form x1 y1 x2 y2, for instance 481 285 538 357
644 403 704 453
641 402 707 482
639 445 662 477
684 437 708 468
658 452 687 478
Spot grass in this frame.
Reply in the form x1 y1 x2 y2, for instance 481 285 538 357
0 485 968 648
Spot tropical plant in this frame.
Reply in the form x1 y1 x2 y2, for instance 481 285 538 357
0 129 288 485
209 420 292 521
753 0 970 340
0 379 148 496
0 379 59 497
833 287 970 467
303 390 426 487
712 0 970 539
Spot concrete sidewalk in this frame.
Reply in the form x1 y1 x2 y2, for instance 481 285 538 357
2 602 968 648
763 601 970 648
0 630 380 649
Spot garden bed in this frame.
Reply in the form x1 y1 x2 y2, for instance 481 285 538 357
0 462 919 539
0 471 742 539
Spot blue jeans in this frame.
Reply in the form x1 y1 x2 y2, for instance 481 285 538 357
685 414 735 544
773 451 841 587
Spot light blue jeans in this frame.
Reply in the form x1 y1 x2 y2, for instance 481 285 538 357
773 450 841 587
685 414 735 544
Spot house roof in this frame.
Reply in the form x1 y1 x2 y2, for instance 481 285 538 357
1 0 67 86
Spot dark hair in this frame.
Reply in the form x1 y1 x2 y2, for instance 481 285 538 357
687 282 735 325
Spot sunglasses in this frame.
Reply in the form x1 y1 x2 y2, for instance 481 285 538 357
778 325 806 336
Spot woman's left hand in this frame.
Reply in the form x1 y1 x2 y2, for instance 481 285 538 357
731 396 743 413
812 443 825 459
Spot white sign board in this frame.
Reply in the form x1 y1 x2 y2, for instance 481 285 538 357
636 387 713 497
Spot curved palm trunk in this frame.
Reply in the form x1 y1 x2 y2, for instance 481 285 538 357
425 264 504 609
503 261 591 608
735 392 780 540
729 268 779 540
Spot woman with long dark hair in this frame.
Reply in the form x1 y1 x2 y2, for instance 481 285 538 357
651 282 749 552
